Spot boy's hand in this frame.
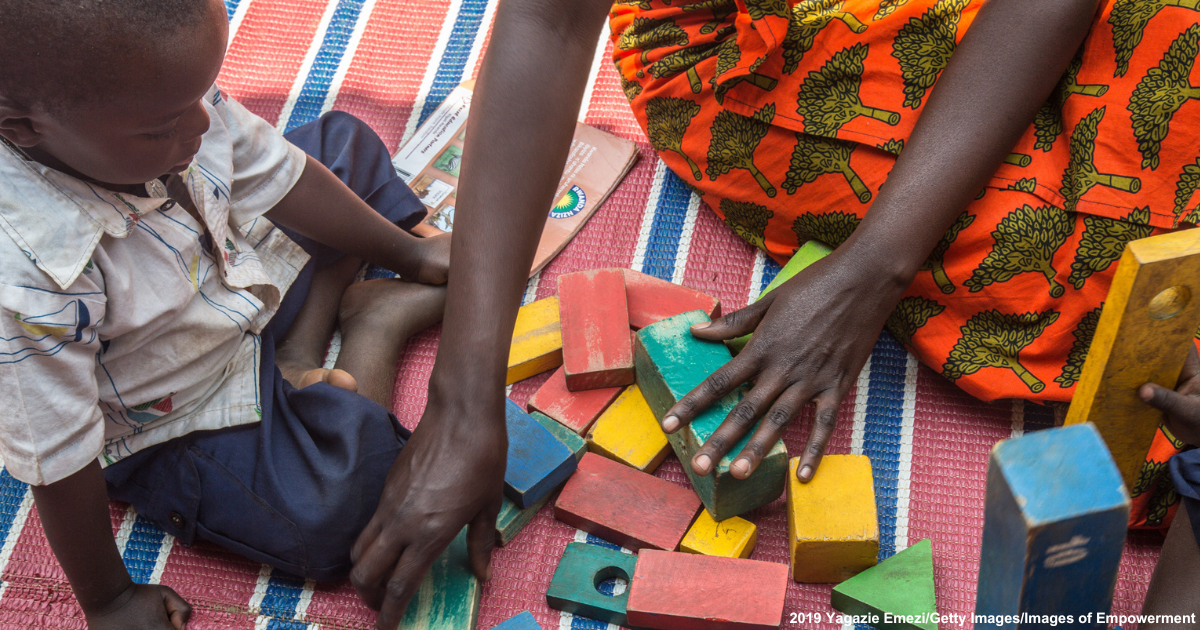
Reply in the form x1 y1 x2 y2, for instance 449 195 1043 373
1140 344 1200 446
85 583 192 630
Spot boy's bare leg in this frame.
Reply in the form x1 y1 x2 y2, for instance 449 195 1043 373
333 279 447 407
275 254 364 391
1142 504 1200 627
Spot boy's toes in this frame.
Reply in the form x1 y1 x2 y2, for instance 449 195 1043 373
296 368 359 392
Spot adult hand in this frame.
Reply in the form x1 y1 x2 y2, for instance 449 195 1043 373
349 392 506 630
660 245 909 483
1140 343 1200 446
85 583 191 630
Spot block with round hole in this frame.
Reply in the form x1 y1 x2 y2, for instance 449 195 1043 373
546 542 638 626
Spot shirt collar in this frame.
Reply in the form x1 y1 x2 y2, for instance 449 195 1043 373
0 139 173 289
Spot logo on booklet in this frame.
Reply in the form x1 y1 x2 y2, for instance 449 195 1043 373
550 186 586 219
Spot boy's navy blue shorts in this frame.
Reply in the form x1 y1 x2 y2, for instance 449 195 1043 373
103 112 427 581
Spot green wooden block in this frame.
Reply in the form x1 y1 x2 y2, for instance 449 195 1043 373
728 241 833 355
547 542 638 626
831 539 937 630
497 492 553 547
399 528 481 630
533 411 587 461
635 311 787 521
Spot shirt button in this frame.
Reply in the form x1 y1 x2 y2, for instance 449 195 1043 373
169 512 185 529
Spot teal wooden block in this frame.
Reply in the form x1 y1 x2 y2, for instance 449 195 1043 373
489 611 541 630
547 542 638 626
399 528 481 630
532 411 587 461
728 241 832 355
975 423 1129 629
506 398 577 508
635 311 787 521
496 492 553 547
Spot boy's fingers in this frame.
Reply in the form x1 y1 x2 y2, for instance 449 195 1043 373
467 508 498 582
375 546 439 630
731 383 809 479
689 299 771 342
691 377 786 477
797 390 842 483
663 357 756 434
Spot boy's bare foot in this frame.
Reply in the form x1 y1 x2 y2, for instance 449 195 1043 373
409 232 451 285
279 364 360 391
338 278 446 339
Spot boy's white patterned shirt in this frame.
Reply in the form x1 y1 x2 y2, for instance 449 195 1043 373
0 86 310 485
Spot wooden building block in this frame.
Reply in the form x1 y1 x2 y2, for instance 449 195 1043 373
489 611 541 630
528 367 622 435
975 424 1129 626
558 269 634 390
399 528 481 630
587 384 671 473
505 398 577 508
728 241 832 354
622 268 721 330
786 455 878 583
532 411 587 461
555 452 702 551
635 311 787 520
1064 229 1200 489
508 297 563 385
496 493 553 547
626 550 788 630
547 542 639 627
679 511 757 559
831 539 937 630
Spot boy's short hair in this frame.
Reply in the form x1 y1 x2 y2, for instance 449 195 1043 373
0 0 214 112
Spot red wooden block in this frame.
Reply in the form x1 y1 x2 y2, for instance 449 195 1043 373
622 269 721 330
627 550 789 630
554 453 701 551
558 269 634 390
528 367 622 435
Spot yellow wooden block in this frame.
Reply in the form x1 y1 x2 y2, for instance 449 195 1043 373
507 297 563 385
680 510 757 559
1065 229 1200 489
787 455 878 583
586 385 670 473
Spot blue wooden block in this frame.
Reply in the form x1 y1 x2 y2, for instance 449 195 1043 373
547 542 638 626
490 611 541 630
975 423 1130 629
506 398 577 508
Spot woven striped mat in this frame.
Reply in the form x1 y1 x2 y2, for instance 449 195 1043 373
0 1 1162 628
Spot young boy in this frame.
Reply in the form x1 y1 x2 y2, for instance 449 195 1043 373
0 0 452 627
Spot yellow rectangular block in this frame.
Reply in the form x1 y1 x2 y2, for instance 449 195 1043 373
680 510 757 559
507 297 563 385
1065 229 1200 489
787 455 878 583
586 385 670 473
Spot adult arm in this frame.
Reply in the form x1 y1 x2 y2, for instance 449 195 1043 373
31 461 191 629
346 1 613 628
665 0 1103 481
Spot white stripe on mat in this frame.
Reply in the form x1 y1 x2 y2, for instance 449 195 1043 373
0 489 33 600
670 192 701 285
747 250 767 303
399 0 468 147
318 0 382 117
893 353 920 550
228 0 254 43
629 160 669 274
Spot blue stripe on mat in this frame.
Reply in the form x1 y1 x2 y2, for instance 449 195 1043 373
416 0 492 128
122 515 168 584
759 256 781 296
260 570 307 626
283 0 369 133
640 169 695 281
862 333 907 560
224 0 241 20
0 470 28 568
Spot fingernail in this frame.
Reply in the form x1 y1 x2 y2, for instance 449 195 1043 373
799 465 813 481
692 322 711 331
1139 384 1154 401
733 459 751 477
662 415 680 432
695 454 712 473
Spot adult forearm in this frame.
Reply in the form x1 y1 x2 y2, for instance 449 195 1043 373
30 461 133 613
427 0 612 404
845 0 1101 281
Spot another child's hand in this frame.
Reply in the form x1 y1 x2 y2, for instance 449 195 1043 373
1140 344 1200 446
413 232 451 285
85 583 192 630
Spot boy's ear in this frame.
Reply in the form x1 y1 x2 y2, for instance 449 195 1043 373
0 96 45 147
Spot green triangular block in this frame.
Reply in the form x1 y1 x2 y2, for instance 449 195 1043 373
831 539 937 630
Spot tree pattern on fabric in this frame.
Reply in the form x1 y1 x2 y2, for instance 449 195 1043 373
1060 107 1142 210
1005 178 1038 192
646 97 704 180
791 210 861 247
1033 57 1109 152
707 104 778 197
1109 0 1200 78
1129 24 1200 170
797 43 901 136
614 0 655 9
877 138 905 155
711 41 777 103
1068 207 1153 290
620 74 643 101
943 309 1060 394
1055 306 1102 388
1143 481 1179 526
745 0 789 20
651 43 721 94
783 134 872 202
921 211 975 294
720 199 774 249
619 17 690 77
887 296 946 345
781 0 868 74
874 0 911 21
682 0 738 34
1004 153 1032 167
891 0 970 109
964 204 1072 298
1176 156 1200 221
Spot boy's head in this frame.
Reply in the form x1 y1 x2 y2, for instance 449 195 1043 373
0 0 229 186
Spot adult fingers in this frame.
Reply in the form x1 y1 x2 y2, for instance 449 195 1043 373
351 526 406 612
729 383 811 479
689 297 772 342
467 505 499 582
797 389 843 483
689 376 788 476
375 544 442 630
1180 345 1200 390
160 586 192 630
1140 382 1200 420
662 356 758 435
